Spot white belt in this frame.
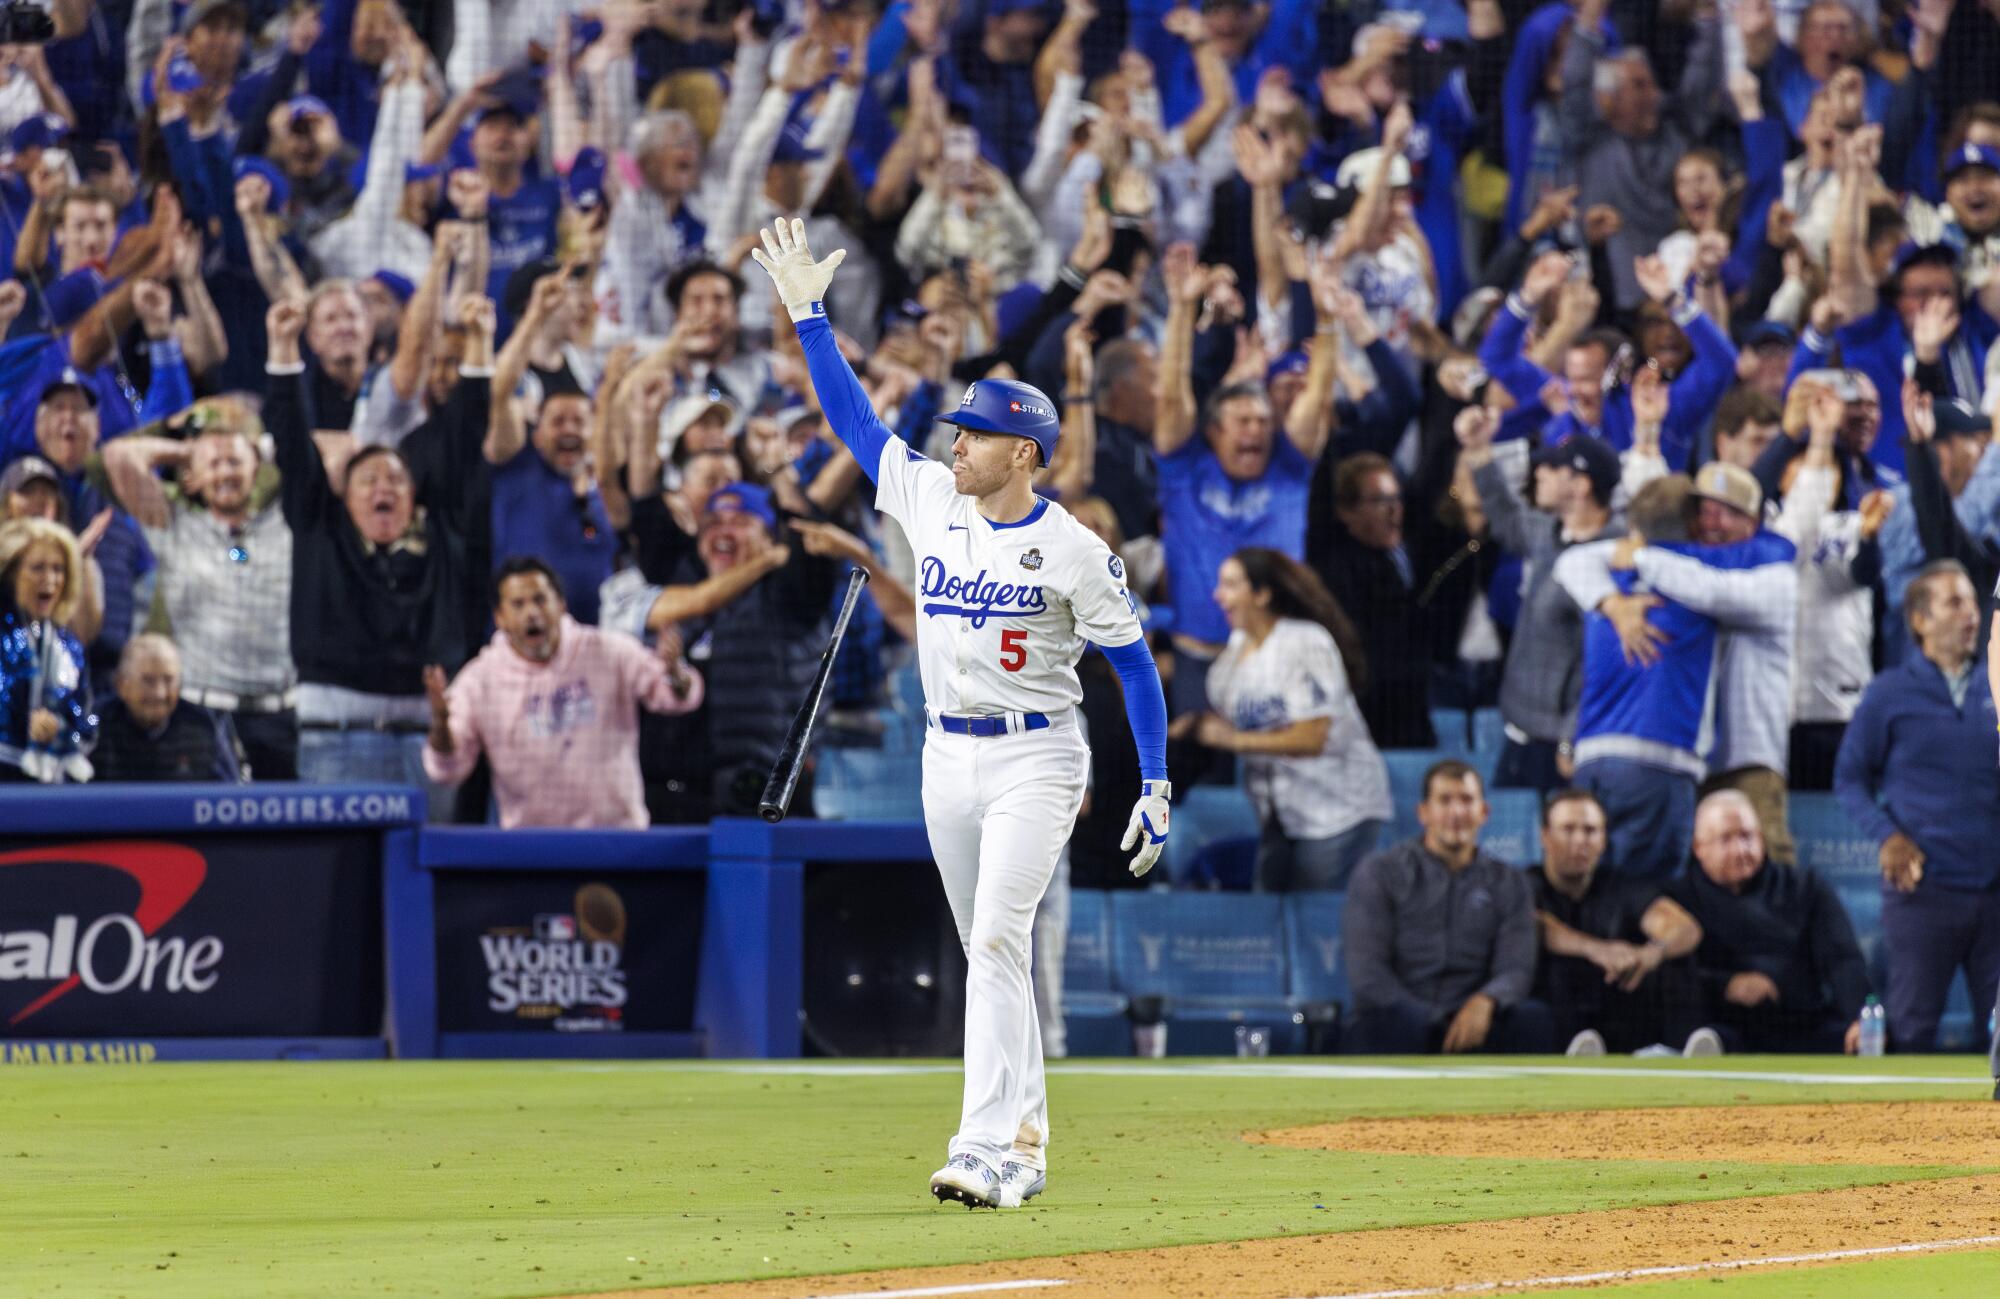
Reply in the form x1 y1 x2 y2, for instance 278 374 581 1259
182 686 298 714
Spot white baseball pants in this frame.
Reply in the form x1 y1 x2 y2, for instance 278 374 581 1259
922 716 1089 1173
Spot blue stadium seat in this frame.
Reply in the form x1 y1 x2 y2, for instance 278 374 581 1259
1790 792 1880 887
1430 708 1470 755
1481 789 1542 866
1469 708 1506 755
1161 786 1261 886
812 748 925 821
1284 893 1347 1051
1061 889 1129 1056
1188 835 1258 891
1383 749 1447 841
1110 892 1302 1053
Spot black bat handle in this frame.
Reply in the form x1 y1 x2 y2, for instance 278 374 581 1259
758 567 872 823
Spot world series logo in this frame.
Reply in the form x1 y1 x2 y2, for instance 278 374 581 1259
476 882 631 1032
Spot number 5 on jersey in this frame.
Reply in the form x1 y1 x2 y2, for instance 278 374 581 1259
999 629 1027 672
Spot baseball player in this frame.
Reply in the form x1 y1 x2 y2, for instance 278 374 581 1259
751 219 1170 1209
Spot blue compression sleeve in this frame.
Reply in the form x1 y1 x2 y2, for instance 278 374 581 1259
1099 637 1169 782
794 314 895 482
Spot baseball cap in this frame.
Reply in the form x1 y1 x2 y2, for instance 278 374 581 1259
1889 240 1958 279
369 270 416 304
770 112 824 165
1932 395 1993 441
881 298 930 332
285 94 333 124
1692 462 1763 519
1942 143 2000 181
664 392 740 447
1335 146 1413 190
232 156 291 212
42 269 109 331
0 454 62 497
1742 319 1797 351
1532 433 1620 506
1264 350 1310 386
470 102 529 131
39 366 99 408
10 113 68 154
706 482 778 533
566 147 607 211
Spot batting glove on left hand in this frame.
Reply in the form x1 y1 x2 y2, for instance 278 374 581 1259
1121 779 1171 878
749 217 847 321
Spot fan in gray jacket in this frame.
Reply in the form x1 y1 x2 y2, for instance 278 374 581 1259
1456 407 1623 796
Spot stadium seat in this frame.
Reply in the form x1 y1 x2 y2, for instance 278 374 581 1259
1161 785 1261 886
1789 793 1879 887
1061 889 1130 1056
1430 708 1470 755
812 747 925 821
1109 892 1302 1054
1383 749 1448 841
1283 893 1347 1051
1481 789 1541 866
1469 708 1506 756
1188 835 1258 891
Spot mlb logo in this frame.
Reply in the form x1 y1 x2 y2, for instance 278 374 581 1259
535 914 577 942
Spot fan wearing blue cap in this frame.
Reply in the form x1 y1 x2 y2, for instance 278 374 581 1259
752 216 1169 1212
262 93 354 232
1930 142 2000 254
463 93 560 307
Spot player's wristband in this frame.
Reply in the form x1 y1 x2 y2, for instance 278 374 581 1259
786 301 827 324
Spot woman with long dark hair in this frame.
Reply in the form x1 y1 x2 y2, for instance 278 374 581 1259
1179 546 1391 891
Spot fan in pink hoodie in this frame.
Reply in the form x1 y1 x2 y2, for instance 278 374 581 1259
423 560 703 828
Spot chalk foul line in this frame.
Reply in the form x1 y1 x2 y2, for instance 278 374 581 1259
1293 1232 2000 1299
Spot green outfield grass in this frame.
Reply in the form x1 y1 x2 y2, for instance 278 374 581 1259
0 1056 1993 1299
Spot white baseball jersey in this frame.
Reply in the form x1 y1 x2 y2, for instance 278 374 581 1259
873 436 1144 716
1206 618 1392 840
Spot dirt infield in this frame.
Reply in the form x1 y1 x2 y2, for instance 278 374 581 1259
1256 1099 2000 1167
592 1104 2000 1299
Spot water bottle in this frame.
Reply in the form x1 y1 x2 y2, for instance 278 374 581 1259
1858 995 1886 1057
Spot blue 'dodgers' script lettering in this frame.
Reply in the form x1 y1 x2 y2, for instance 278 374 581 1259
919 557 1048 628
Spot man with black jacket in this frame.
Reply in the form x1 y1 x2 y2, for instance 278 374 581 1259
266 295 494 813
1313 452 1435 748
616 482 837 819
1666 789 1872 1054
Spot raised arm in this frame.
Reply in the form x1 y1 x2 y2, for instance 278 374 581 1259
1827 127 1882 322
1046 317 1098 501
100 435 187 530
750 219 898 480
484 269 566 465
1152 242 1203 456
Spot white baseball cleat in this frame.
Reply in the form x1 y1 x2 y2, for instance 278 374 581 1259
931 1153 1014 1208
1564 1029 1607 1057
1683 1027 1725 1057
998 1160 1046 1204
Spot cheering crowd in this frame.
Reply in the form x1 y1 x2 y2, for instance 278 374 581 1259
0 0 1997 1053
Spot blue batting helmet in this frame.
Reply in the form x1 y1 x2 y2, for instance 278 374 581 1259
940 378 1060 466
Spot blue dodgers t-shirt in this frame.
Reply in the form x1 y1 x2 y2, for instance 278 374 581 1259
1155 436 1314 645
490 446 619 625
483 177 562 306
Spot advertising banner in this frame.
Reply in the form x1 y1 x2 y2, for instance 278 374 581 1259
433 871 705 1034
0 833 384 1038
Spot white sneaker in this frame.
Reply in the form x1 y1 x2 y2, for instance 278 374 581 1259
931 1153 1012 1208
1565 1028 1607 1057
998 1160 1046 1204
1683 1027 1725 1058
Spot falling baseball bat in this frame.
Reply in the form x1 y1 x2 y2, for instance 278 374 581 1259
759 567 872 824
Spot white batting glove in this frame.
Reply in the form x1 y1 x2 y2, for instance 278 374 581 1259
748 218 847 321
1121 779 1171 878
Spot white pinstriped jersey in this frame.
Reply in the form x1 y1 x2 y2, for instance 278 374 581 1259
874 435 1144 717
